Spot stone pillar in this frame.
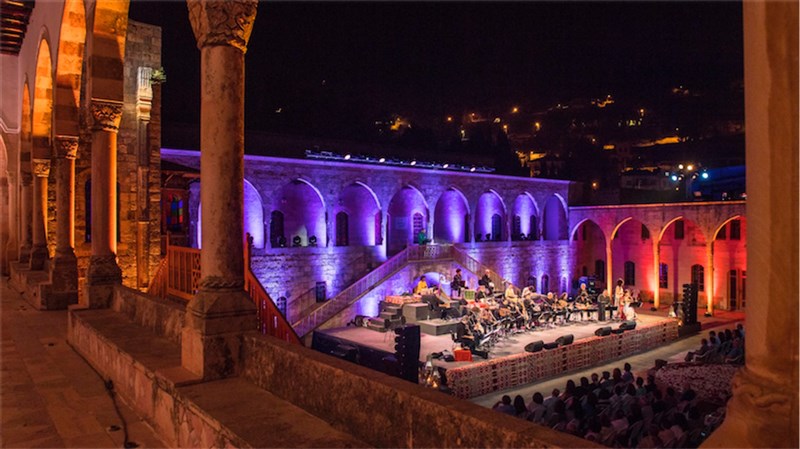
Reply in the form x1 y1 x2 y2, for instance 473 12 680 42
83 99 123 307
48 136 79 305
702 1 798 447
29 158 50 270
5 172 19 264
182 0 258 381
704 241 713 315
652 239 660 309
18 173 32 263
605 239 613 294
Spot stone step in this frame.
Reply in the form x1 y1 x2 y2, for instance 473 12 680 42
367 318 389 332
379 311 398 320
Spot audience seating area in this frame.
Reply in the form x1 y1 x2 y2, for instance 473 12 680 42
490 324 744 448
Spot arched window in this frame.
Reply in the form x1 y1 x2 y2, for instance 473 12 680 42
691 264 705 291
491 213 502 241
624 261 635 286
541 274 550 293
335 212 349 247
513 215 522 240
730 219 741 240
527 275 537 291
270 210 285 248
530 215 539 240
659 263 668 288
595 259 605 282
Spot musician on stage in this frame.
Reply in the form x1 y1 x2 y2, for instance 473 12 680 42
456 316 488 359
613 278 625 320
597 289 612 321
451 268 465 297
574 282 592 321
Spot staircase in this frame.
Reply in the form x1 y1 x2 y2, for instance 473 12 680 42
366 303 404 332
291 244 455 338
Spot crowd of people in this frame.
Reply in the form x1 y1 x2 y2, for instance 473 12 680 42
491 354 734 448
684 324 745 364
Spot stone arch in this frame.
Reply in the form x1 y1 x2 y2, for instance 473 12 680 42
542 193 568 240
571 219 607 287
243 179 264 249
659 216 707 304
271 179 327 247
433 187 470 244
337 182 382 246
387 185 428 255
54 0 87 137
474 190 507 242
512 192 539 240
20 81 32 177
611 217 654 296
89 0 130 102
712 215 747 310
32 36 54 159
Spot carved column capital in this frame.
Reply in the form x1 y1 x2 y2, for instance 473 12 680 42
90 99 124 132
187 0 257 53
32 159 51 178
54 135 80 160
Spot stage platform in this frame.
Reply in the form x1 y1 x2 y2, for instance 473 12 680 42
316 313 680 399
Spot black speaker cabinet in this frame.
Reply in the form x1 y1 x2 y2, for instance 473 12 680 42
619 320 637 331
525 340 544 353
556 334 574 346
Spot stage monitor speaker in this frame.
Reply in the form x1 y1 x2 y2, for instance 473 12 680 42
525 340 544 353
619 320 637 331
595 326 612 337
612 328 625 334
543 342 560 350
556 334 574 346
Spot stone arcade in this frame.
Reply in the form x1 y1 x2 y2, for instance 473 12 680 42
0 1 796 447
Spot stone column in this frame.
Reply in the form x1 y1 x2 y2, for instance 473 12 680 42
5 172 19 264
29 158 50 270
182 0 258 381
605 239 613 295
48 136 79 305
83 99 123 307
18 173 32 263
652 238 660 309
703 1 798 447
704 241 713 315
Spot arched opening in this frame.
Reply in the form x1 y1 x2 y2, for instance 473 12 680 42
387 185 428 255
542 194 567 240
243 180 264 248
433 187 469 244
713 216 747 310
541 274 550 294
271 179 327 247
337 182 381 246
571 219 607 290
659 217 706 305
474 190 506 242
269 211 285 248
511 193 538 241
611 218 654 298
55 0 87 137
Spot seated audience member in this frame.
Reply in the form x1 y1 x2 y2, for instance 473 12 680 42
543 388 560 414
664 387 678 410
645 375 658 394
708 330 720 346
599 415 615 442
611 409 629 433
492 395 516 415
736 323 745 338
546 400 566 428
413 275 428 294
637 425 662 449
599 371 614 390
527 392 547 423
670 413 688 440
657 418 676 446
590 372 601 391
622 362 634 383
611 367 623 385
724 337 744 362
513 395 528 418
685 338 711 362
635 376 647 396
584 420 602 442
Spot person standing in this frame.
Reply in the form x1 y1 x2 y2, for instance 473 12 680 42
451 268 464 297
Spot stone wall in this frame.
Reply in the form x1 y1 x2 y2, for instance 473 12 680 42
111 285 184 344
249 245 385 322
241 333 593 448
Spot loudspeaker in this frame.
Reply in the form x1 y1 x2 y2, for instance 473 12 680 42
595 326 612 337
619 320 637 331
556 334 574 346
525 340 544 353
543 342 560 350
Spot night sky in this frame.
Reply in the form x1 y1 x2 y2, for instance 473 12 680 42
128 1 743 140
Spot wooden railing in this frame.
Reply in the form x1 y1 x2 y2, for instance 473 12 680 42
292 244 455 338
451 246 504 291
148 234 300 345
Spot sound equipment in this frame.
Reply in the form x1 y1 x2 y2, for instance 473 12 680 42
329 344 358 363
394 324 421 383
556 334 574 346
595 326 612 337
524 340 545 353
619 320 637 331
598 303 606 321
543 342 560 350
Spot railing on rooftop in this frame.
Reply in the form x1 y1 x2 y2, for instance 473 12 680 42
148 234 300 345
292 244 455 338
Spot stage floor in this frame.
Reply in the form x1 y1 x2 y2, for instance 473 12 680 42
318 313 670 370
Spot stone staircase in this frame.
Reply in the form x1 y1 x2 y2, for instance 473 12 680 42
366 303 404 332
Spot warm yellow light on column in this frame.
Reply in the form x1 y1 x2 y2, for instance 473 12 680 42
706 241 714 315
653 239 661 309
